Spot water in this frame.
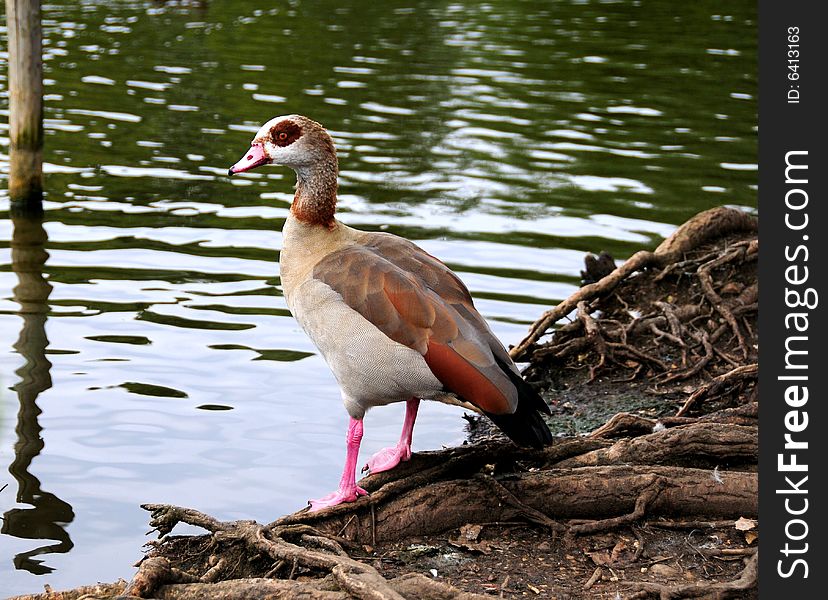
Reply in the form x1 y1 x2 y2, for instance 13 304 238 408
0 0 756 595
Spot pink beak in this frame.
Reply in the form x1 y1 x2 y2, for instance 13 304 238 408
228 144 269 176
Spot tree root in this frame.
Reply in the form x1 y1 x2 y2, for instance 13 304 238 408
589 403 757 439
117 461 755 598
568 475 670 535
297 466 756 545
153 578 351 599
696 243 756 359
510 207 757 361
6 583 128 600
136 504 440 600
561 423 757 469
622 551 757 599
475 473 565 533
109 408 757 600
136 573 491 600
124 556 201 597
590 413 694 438
675 364 758 417
268 437 611 534
509 247 662 361
9 433 758 600
647 518 739 530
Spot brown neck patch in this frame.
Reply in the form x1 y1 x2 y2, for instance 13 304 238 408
291 163 338 229
291 193 336 229
270 120 303 147
284 119 339 229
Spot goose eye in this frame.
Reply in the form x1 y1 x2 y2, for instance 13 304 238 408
270 121 302 146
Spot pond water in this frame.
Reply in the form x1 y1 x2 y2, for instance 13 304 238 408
0 0 756 595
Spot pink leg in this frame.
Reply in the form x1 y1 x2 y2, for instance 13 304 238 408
309 417 368 512
363 398 420 475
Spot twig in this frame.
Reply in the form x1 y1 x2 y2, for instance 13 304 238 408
584 567 602 590
696 247 751 358
648 519 737 530
675 364 758 417
137 504 408 600
337 514 357 537
569 476 670 535
622 551 757 599
475 473 565 533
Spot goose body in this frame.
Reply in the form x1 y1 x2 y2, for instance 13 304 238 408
229 115 552 510
281 219 447 418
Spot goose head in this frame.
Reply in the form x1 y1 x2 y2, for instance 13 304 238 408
227 114 336 178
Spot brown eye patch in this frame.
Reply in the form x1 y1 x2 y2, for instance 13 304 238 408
270 120 302 147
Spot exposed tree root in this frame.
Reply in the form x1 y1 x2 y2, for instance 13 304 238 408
568 475 670 535
56 455 751 600
134 504 443 600
5 582 128 600
155 578 351 600
589 402 757 439
560 423 757 469
140 466 757 549
675 364 758 417
510 207 757 361
124 556 201 597
126 573 492 600
6 447 737 600
647 518 741 530
622 552 757 599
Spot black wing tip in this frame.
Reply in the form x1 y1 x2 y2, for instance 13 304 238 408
487 356 552 447
484 400 553 448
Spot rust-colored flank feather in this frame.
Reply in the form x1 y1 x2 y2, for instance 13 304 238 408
423 341 511 414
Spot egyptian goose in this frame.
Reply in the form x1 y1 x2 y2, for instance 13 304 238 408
229 115 552 511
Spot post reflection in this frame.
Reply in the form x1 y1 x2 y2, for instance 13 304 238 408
2 211 74 575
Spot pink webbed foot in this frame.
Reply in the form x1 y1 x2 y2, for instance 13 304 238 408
362 444 412 475
308 485 368 512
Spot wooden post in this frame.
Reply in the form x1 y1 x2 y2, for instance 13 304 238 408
5 0 43 210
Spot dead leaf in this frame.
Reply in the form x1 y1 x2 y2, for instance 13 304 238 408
734 517 757 531
448 523 491 554
650 563 679 578
587 550 613 566
610 540 627 563
458 523 483 541
744 531 758 545
588 541 631 567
